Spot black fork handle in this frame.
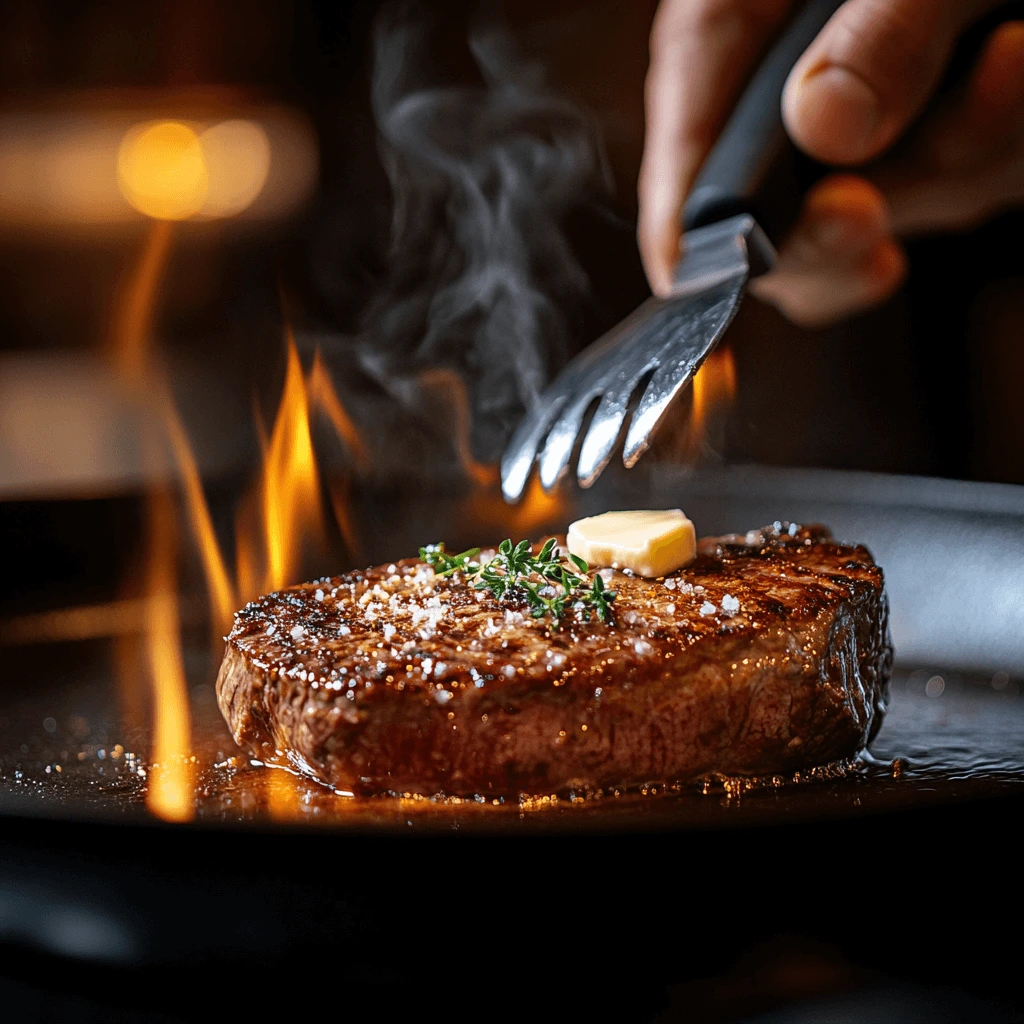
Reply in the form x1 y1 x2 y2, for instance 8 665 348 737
683 0 846 238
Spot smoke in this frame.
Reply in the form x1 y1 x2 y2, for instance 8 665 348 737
313 0 613 465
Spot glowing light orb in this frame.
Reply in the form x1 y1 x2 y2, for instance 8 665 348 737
117 121 208 221
198 120 271 218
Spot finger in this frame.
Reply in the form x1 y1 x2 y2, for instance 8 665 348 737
782 0 1003 166
639 0 793 296
968 21 1024 132
750 175 907 327
868 21 1024 234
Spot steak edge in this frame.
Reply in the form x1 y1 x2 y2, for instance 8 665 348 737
216 523 892 796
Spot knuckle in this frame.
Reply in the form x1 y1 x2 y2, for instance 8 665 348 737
650 0 788 57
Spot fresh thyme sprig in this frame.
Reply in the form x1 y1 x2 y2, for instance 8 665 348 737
419 537 616 625
419 543 481 577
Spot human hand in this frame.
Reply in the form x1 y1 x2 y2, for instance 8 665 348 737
638 0 1024 328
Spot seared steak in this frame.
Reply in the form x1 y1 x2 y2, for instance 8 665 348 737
216 523 892 796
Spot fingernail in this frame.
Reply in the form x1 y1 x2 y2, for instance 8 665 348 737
794 64 880 162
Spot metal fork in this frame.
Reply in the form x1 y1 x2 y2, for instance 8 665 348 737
500 0 845 503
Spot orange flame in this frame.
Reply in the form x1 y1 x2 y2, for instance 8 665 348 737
307 350 369 473
679 346 737 461
111 219 174 380
691 347 737 432
235 332 326 602
467 473 567 541
160 394 237 633
106 206 196 822
142 489 195 822
419 368 499 488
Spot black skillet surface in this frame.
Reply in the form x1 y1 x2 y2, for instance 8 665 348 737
1 466 1023 1012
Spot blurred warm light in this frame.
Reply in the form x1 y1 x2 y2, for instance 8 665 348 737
197 120 271 218
468 473 567 538
117 121 209 221
0 101 317 229
117 122 207 222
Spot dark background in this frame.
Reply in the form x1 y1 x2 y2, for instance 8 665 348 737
0 0 1022 487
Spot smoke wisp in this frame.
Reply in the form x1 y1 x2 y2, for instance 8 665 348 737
313 0 614 466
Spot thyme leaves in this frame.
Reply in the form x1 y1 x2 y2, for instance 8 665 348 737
419 538 616 625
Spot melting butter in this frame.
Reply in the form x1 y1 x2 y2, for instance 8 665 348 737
566 509 696 578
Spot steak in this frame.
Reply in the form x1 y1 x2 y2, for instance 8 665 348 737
216 523 892 796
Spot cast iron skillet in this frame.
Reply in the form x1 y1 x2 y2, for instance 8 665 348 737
1 466 1022 1010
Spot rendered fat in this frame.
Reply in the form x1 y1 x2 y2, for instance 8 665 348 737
566 509 696 578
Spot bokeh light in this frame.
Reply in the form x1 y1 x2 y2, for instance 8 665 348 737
197 120 271 218
117 121 208 221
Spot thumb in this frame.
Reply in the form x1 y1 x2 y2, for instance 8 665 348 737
782 0 997 165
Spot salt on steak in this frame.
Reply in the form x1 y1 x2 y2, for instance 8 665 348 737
216 523 892 796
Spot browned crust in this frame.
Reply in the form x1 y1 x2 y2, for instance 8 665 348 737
216 524 892 796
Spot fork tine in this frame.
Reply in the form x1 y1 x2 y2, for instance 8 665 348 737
575 389 630 489
537 392 595 491
502 296 682 501
574 304 687 487
622 281 744 467
500 393 568 502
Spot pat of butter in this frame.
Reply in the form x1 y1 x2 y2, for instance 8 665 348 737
566 509 696 578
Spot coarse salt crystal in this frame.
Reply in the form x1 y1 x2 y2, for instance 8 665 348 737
665 603 676 614
502 665 516 679
290 625 304 639
315 589 324 602
339 625 351 636
721 594 740 614
382 624 396 641
434 689 453 704
634 639 653 657
265 623 277 636
664 578 676 590
699 601 716 616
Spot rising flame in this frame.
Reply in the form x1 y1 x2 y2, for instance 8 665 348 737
468 473 567 540
160 393 237 633
307 350 369 473
678 346 737 462
111 219 174 379
691 347 737 435
249 332 324 598
142 488 195 822
418 368 499 488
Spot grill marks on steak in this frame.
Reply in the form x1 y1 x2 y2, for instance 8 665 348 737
216 524 892 796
